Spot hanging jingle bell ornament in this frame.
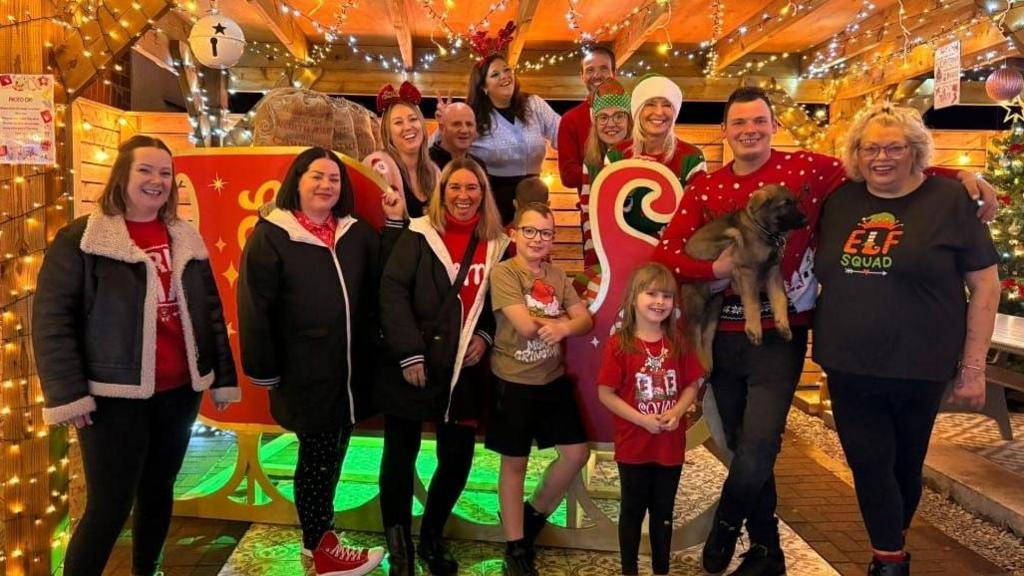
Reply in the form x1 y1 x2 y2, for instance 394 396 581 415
985 67 1024 102
188 14 246 69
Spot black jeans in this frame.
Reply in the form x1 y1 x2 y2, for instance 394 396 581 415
711 327 808 544
617 463 682 575
826 369 946 552
378 415 476 536
294 426 354 551
64 385 201 576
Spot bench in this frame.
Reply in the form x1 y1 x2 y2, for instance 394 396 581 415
941 314 1024 440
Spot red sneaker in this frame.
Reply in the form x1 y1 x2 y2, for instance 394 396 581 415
313 531 384 576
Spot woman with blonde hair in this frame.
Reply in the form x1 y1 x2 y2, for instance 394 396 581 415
32 135 239 576
364 81 440 218
813 103 1000 576
377 157 508 575
608 74 706 237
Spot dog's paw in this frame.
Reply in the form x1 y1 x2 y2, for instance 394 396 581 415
776 321 792 341
745 323 763 346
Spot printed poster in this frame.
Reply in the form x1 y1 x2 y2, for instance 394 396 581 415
0 74 56 165
933 40 961 110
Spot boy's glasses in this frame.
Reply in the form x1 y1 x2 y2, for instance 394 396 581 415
518 226 555 241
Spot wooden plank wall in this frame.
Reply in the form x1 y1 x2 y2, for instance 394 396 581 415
71 98 1000 276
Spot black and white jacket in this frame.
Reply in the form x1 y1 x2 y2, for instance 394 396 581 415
237 208 383 432
32 212 239 425
379 216 509 422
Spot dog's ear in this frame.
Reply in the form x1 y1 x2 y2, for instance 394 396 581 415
747 187 771 214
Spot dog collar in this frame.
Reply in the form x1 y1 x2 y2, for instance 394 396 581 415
745 207 787 249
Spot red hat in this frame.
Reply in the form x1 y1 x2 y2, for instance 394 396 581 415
376 81 422 115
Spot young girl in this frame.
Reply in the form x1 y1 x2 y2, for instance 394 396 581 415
597 262 704 576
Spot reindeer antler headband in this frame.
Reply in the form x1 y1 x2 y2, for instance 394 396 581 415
469 21 516 66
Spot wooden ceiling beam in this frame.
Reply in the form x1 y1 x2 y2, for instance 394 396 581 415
384 0 414 71
833 18 1016 100
246 0 310 63
611 0 673 68
229 66 833 102
978 0 1024 53
712 0 835 73
801 0 972 75
506 0 541 67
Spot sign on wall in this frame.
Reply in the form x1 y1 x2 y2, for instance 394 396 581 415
0 74 56 165
934 40 961 110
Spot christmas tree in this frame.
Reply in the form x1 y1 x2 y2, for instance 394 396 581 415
985 119 1024 316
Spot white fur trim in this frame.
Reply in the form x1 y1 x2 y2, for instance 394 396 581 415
80 213 214 400
42 396 96 425
210 386 241 404
265 208 357 248
630 76 682 122
191 370 216 391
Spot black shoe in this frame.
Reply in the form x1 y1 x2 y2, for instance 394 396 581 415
702 516 742 574
503 541 539 576
417 534 458 576
385 525 415 576
726 543 786 576
868 552 911 576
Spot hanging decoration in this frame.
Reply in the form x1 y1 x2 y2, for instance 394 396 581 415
985 67 1024 102
188 13 246 70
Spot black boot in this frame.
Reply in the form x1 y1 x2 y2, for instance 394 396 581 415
868 552 911 576
417 532 458 576
503 540 539 576
727 543 786 576
385 525 415 576
702 512 742 574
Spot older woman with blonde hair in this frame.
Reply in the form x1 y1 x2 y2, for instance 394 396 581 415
377 157 508 576
812 103 1001 576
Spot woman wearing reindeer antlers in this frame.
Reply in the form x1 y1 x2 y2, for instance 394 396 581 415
466 21 561 225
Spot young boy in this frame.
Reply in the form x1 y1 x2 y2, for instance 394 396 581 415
486 202 594 576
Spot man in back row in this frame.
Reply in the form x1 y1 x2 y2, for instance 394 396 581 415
557 46 616 192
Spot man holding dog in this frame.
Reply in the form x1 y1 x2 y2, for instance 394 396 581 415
655 86 996 576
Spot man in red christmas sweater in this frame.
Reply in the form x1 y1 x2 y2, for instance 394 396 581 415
655 86 997 576
557 46 616 191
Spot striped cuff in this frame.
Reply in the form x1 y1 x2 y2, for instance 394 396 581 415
385 219 407 229
247 375 281 388
475 330 493 347
400 355 424 369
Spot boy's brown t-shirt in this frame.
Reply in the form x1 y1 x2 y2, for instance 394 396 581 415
490 258 581 385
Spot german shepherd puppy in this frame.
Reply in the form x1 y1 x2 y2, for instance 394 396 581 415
680 184 807 368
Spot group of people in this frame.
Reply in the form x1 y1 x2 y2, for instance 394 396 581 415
31 41 1001 576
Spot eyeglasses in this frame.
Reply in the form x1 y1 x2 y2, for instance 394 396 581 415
858 144 910 159
595 112 629 125
518 226 555 241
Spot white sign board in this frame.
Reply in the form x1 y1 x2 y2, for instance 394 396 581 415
933 40 961 110
0 74 56 165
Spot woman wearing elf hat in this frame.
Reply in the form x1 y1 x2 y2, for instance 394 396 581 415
364 81 441 220
607 73 706 238
571 79 633 300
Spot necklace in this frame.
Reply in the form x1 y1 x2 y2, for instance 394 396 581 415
642 338 668 374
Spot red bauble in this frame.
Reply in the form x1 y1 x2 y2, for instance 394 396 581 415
986 68 1024 102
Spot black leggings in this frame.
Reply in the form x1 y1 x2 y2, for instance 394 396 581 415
294 427 353 550
827 369 947 552
64 386 200 576
378 415 476 536
617 463 682 576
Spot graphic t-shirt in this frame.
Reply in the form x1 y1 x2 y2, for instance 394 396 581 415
596 334 704 466
490 259 581 384
813 176 998 382
125 219 190 392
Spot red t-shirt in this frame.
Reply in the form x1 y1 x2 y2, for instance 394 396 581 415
442 214 488 322
596 333 704 466
125 219 190 392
